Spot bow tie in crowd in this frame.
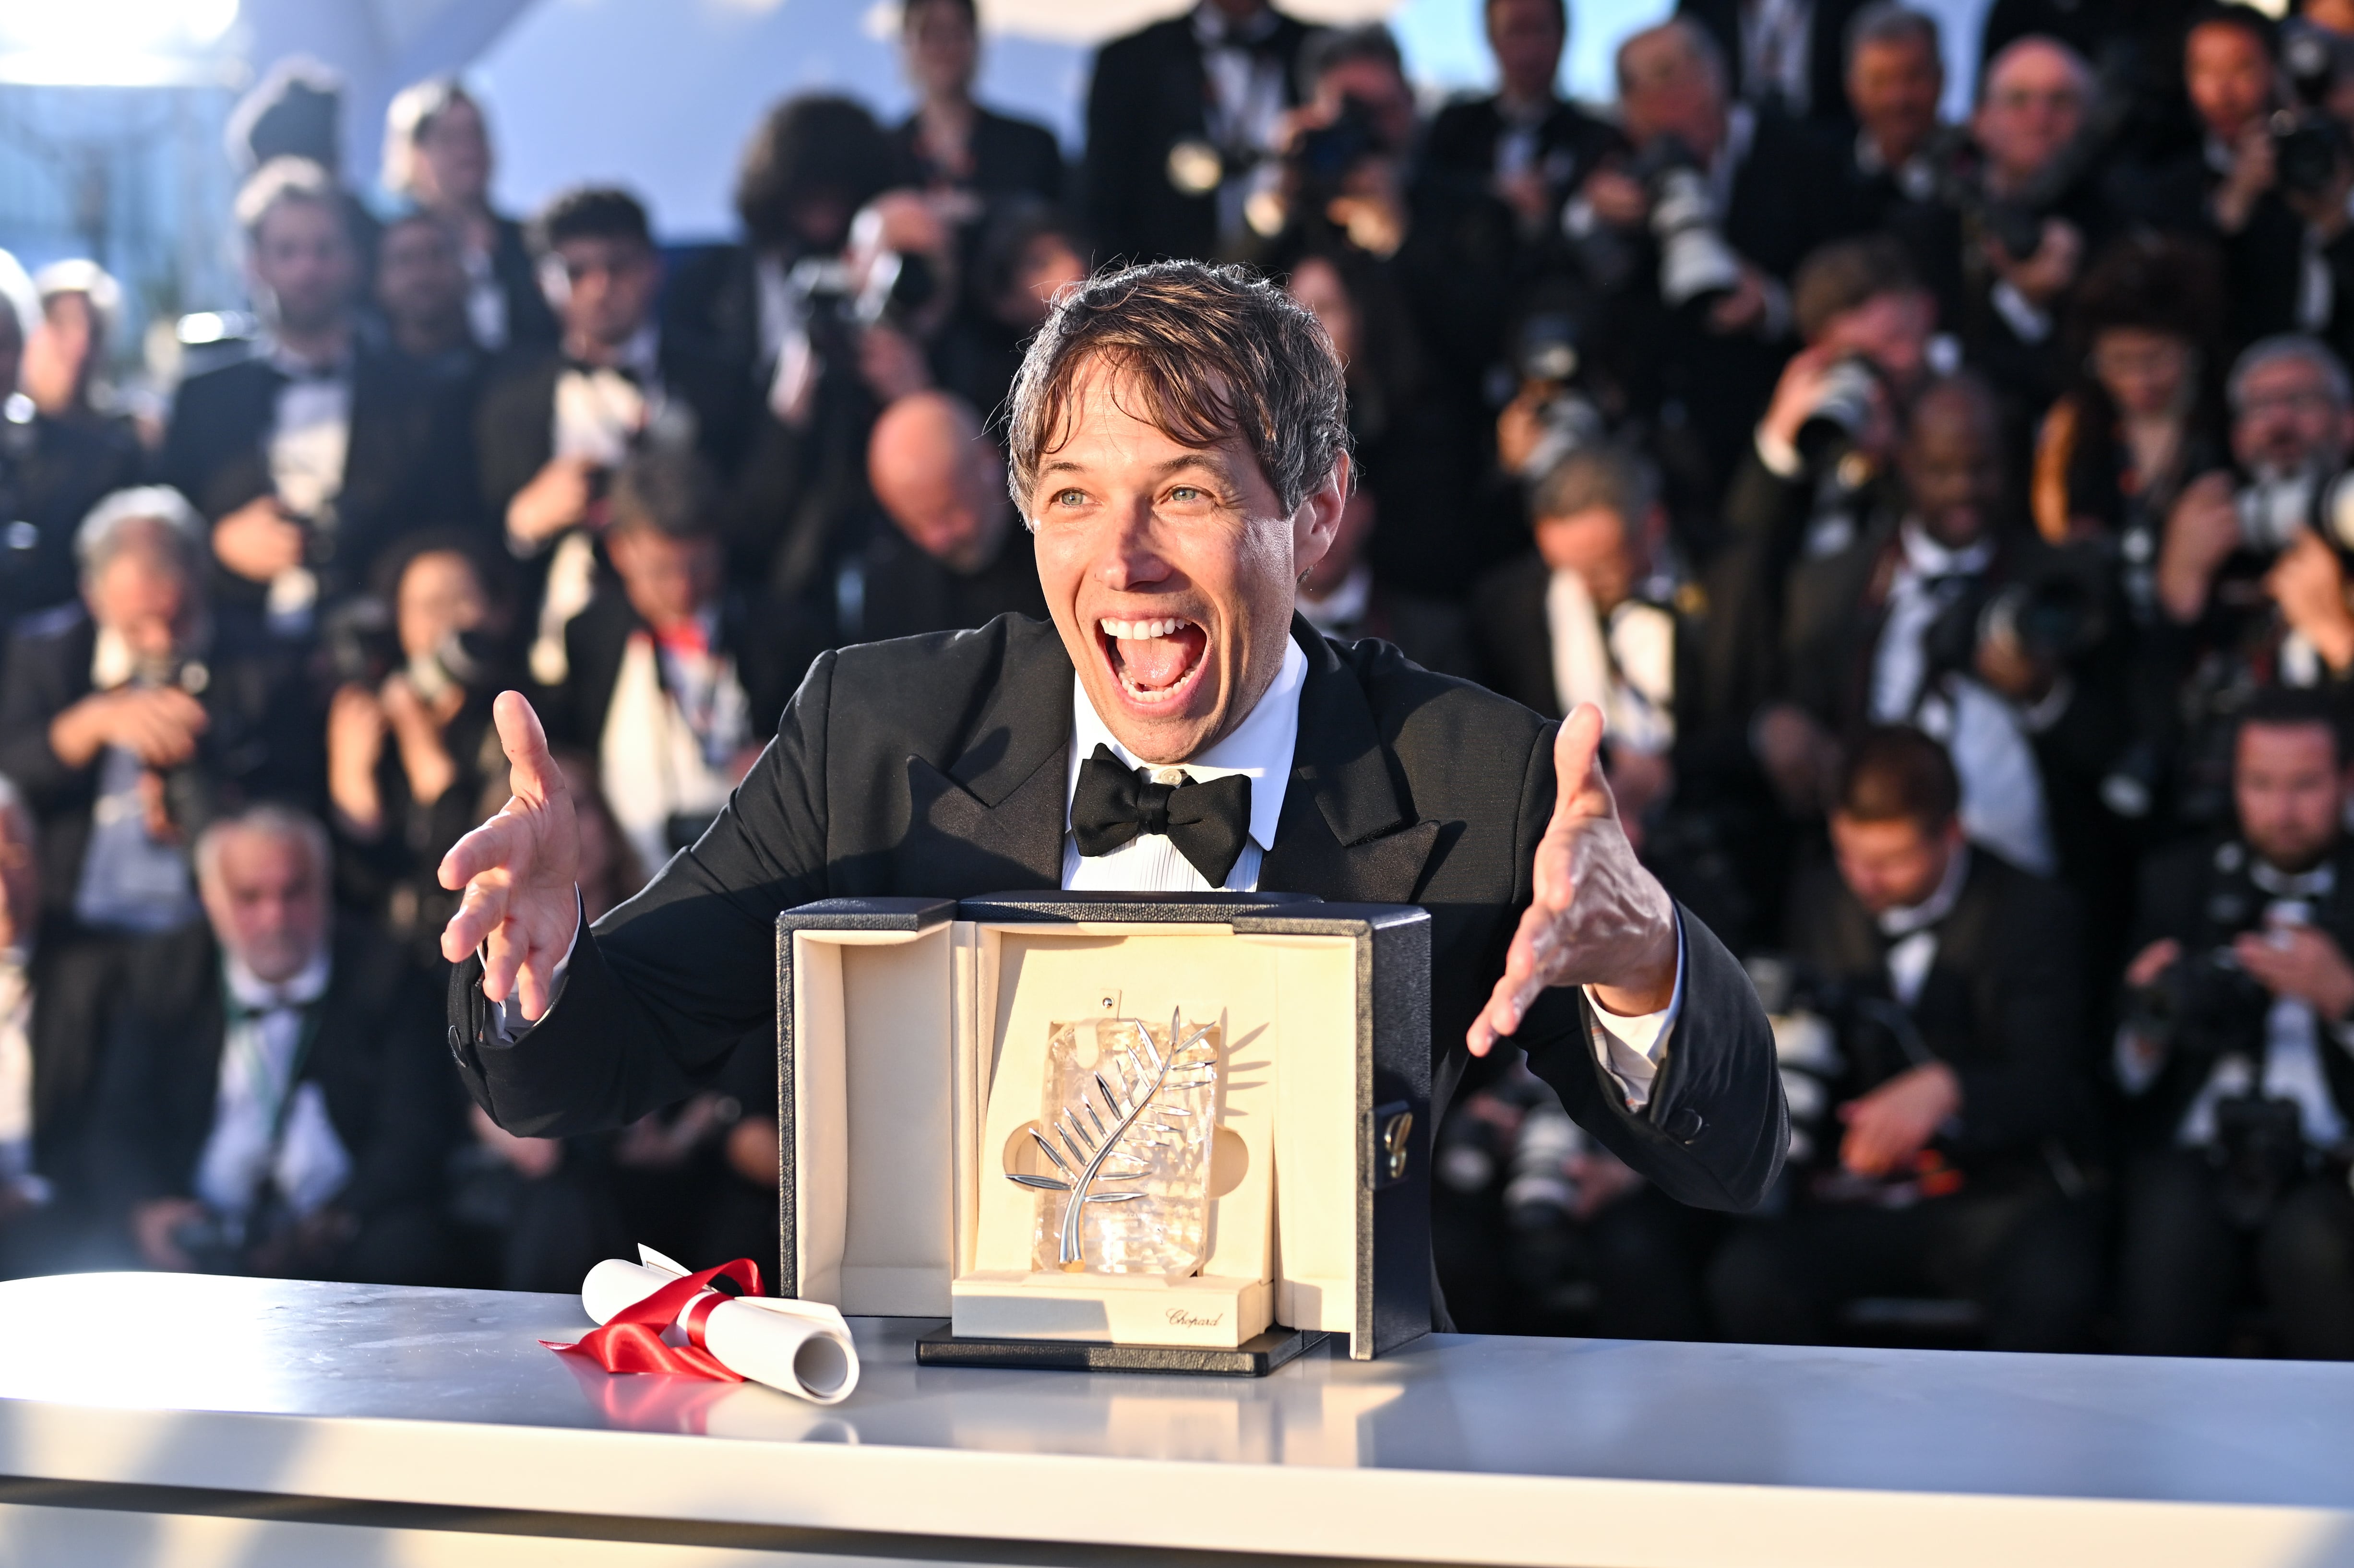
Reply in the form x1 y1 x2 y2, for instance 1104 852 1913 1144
1070 744 1252 886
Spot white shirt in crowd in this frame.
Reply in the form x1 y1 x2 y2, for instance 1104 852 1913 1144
1545 568 1677 758
599 610 754 876
263 337 354 634
193 949 352 1224
1878 842 1972 1010
73 625 201 937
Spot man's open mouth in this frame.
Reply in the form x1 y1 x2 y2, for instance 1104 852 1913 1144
1097 616 1208 706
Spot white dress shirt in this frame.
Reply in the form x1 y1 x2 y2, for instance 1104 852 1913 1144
194 949 351 1224
72 625 201 937
1061 642 1685 1110
1544 569 1677 758
1878 844 1971 1010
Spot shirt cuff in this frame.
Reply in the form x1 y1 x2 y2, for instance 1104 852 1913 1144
1754 423 1804 479
486 887 584 1044
1581 910 1686 1114
1990 280 2052 344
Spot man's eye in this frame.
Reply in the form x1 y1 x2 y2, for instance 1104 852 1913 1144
1169 486 1205 503
1054 489 1087 507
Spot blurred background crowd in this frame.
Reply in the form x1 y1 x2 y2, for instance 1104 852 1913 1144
3 0 2354 1360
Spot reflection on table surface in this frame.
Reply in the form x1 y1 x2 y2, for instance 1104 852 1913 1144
2 1271 2352 1511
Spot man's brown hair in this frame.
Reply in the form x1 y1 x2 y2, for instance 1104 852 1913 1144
1793 234 1922 344
1836 724 1961 830
1004 260 1352 520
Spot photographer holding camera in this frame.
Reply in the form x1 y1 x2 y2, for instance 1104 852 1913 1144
2123 6 2354 356
2116 687 2354 1359
1710 725 2102 1351
1571 20 1860 508
0 489 321 953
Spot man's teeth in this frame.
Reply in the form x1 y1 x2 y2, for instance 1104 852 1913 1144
1099 617 1194 640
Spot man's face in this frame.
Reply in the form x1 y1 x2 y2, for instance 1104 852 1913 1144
416 98 492 210
396 549 489 663
609 526 722 631
1314 58 1419 154
251 198 357 337
1822 288 1938 398
2187 23 2273 141
375 218 467 340
1973 45 2087 188
1900 386 2002 549
2234 354 2354 475
1830 812 1960 915
1849 37 1944 163
1488 0 1566 101
203 828 327 986
1028 360 1344 763
1621 33 1726 158
2236 722 2347 871
904 0 979 99
0 807 36 954
86 527 192 664
1534 504 1645 610
548 236 660 351
996 233 1086 331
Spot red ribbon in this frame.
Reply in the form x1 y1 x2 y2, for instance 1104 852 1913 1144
542 1257 765 1382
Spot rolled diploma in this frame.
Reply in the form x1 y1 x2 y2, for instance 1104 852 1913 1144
581 1257 860 1405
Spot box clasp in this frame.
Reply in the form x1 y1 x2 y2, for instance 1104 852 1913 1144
1371 1101 1413 1188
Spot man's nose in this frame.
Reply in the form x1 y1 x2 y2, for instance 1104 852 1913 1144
1094 501 1171 590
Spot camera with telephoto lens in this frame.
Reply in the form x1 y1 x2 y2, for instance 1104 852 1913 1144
2276 26 2354 202
1509 312 1606 478
1922 566 2109 683
1793 355 1883 472
1625 135 1743 310
1291 96 1386 204
2125 947 2274 1065
788 247 938 374
2235 466 2354 555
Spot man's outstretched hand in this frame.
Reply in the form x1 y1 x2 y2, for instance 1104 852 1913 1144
439 691 581 1022
1468 704 1680 1056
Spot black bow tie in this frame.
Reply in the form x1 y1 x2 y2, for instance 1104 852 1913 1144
1070 744 1253 886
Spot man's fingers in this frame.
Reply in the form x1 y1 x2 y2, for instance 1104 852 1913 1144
442 877 510 964
440 812 522 891
493 690 560 804
1467 904 1565 1054
1551 704 1612 824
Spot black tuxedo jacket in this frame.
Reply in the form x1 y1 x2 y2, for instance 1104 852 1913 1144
1677 0 1875 132
1422 95 1622 241
450 614 1786 1215
0 606 325 926
849 524 1051 646
890 106 1066 202
1784 847 2095 1174
473 341 755 528
547 588 792 756
0 412 144 637
156 346 477 608
1082 12 1310 264
87 923 455 1221
486 214 561 352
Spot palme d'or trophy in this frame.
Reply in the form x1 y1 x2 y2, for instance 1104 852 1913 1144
1004 1010 1222 1277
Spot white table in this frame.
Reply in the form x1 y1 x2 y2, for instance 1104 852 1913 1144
0 1272 2347 1567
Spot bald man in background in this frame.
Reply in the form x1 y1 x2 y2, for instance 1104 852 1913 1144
845 391 1048 643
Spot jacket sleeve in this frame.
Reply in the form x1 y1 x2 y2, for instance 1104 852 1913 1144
0 632 83 808
447 651 841 1137
1950 876 2090 1152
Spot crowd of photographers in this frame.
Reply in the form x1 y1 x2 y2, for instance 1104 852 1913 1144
1 0 2353 1356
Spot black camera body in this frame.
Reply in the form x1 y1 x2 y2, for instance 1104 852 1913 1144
789 249 937 374
2272 108 2353 202
2125 947 2274 1065
1921 565 2108 686
1622 135 1743 310
1292 96 1386 203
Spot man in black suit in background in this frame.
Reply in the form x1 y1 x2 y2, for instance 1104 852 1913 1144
158 158 468 638
439 262 1785 1280
1710 725 2103 1350
1678 0 1876 131
1424 0 1623 248
891 0 1065 203
89 805 454 1283
1083 0 1311 264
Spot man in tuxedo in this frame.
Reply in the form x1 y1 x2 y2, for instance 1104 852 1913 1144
157 158 468 637
1677 0 1876 131
89 805 454 1282
1709 725 2102 1349
1424 0 1623 249
439 262 1786 1275
0 489 322 948
1083 0 1311 264
476 186 751 687
2114 688 2354 1358
847 390 1048 645
1577 20 1862 510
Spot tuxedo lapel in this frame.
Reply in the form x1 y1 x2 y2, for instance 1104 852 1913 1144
896 620 1073 894
1260 619 1446 904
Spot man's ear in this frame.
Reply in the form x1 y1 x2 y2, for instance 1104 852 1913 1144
1292 453 1350 578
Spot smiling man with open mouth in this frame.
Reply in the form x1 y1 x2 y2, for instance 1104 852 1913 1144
438 261 1787 1323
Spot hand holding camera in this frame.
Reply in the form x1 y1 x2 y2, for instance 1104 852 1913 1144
2157 471 2243 623
1984 217 2083 311
2234 916 2354 1021
2264 530 2354 674
48 683 208 772
506 454 602 549
212 493 308 584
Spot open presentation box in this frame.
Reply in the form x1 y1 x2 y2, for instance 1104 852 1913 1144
775 892 1431 1374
